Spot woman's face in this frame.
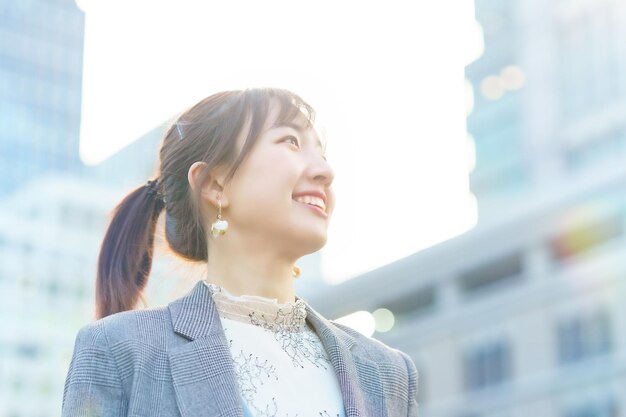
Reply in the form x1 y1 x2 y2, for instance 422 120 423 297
222 103 336 256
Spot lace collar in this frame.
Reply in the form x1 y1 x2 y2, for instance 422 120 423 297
203 281 307 333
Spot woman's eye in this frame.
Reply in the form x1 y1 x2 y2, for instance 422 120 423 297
284 136 300 147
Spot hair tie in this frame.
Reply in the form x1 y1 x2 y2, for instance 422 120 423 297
146 178 165 203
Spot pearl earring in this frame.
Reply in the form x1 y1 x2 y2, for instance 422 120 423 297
210 195 229 238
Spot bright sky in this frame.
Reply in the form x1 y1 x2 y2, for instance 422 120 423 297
76 0 482 284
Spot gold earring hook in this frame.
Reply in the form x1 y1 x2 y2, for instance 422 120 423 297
210 194 228 238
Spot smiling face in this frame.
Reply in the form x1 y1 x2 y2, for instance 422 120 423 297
220 101 336 257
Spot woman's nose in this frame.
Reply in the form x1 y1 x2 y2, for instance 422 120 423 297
312 157 334 186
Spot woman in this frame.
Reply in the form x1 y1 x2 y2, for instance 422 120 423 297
62 88 418 417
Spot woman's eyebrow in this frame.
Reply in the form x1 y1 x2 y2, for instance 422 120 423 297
276 121 325 152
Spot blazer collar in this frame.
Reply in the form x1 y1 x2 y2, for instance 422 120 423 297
168 280 357 345
302 297 377 416
167 280 382 417
299 294 357 351
168 279 223 340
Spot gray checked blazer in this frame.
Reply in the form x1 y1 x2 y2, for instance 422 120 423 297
62 280 419 417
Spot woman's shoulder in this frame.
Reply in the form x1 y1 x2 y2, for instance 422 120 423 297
73 305 172 351
328 319 418 397
328 319 413 364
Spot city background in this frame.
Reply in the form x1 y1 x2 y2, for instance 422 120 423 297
1 0 625 416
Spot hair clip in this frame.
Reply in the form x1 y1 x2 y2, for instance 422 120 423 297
176 123 183 140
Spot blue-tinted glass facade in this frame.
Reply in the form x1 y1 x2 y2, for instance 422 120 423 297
465 0 527 202
0 0 85 197
557 2 625 122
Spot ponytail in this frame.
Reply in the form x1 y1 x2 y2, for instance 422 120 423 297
95 181 165 319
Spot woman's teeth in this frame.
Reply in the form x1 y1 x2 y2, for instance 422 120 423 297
293 196 326 211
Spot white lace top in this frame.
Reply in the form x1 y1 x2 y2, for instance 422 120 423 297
203 281 346 417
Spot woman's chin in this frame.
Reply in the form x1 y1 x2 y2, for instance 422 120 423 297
292 227 328 254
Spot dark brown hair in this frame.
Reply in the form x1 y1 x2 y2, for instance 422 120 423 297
95 88 315 319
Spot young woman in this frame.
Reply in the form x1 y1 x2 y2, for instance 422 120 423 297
62 88 418 417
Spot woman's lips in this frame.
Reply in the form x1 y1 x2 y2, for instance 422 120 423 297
293 200 328 218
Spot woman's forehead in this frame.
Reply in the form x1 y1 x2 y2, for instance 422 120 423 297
260 100 325 151
266 102 312 129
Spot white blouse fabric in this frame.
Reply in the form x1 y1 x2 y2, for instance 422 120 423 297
203 281 346 417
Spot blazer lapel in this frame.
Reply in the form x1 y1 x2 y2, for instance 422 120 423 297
302 300 385 417
167 281 243 417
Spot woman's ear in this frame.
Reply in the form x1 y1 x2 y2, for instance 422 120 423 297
187 161 229 208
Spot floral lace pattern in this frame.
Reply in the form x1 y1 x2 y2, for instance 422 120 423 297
205 282 307 332
203 281 345 417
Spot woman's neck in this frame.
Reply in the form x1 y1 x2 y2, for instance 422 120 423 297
205 247 297 304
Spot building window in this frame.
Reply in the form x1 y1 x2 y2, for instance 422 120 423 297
463 340 512 391
459 252 524 296
17 342 39 359
565 126 626 172
562 397 618 417
47 280 60 296
557 310 612 365
557 1 623 120
384 285 436 322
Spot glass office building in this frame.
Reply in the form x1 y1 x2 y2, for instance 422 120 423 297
311 0 626 416
0 0 85 198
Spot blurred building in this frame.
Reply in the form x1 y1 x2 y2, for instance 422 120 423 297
0 126 199 416
0 175 116 416
308 0 626 416
4 1 626 417
0 1 89 415
87 124 163 188
0 0 85 198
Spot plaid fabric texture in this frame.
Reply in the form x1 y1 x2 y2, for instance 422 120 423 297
62 281 419 417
